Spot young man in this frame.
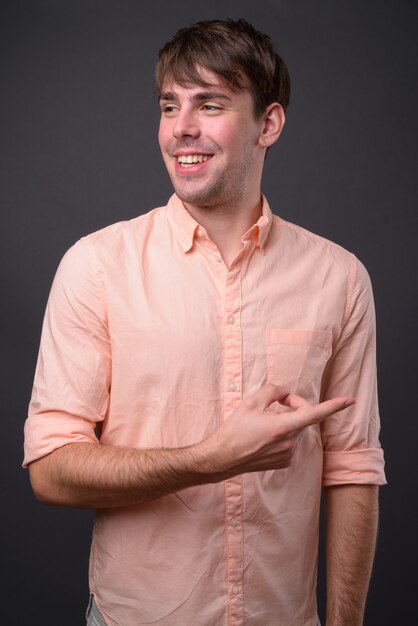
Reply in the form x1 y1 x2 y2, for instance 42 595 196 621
24 19 386 626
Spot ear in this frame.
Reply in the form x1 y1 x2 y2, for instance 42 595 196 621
258 103 285 149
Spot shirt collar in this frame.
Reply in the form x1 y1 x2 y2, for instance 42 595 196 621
166 193 273 254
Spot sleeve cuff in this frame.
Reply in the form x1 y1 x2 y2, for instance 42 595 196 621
22 414 99 468
322 448 387 486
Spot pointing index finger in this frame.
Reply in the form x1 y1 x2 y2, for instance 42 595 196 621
278 396 355 433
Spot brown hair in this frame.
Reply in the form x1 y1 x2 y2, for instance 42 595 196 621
155 18 291 117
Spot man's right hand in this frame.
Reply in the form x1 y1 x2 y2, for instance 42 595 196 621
29 382 354 508
197 382 354 480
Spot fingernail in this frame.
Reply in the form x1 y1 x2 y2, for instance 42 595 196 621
344 398 355 408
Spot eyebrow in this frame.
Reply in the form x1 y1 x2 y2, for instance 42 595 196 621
159 91 232 102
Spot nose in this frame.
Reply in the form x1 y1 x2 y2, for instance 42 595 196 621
173 108 200 139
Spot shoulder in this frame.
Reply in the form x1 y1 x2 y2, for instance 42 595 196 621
271 214 366 278
81 205 165 250
52 205 167 290
269 214 375 315
273 215 353 260
60 205 166 264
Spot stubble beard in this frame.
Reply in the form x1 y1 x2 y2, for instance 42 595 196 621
170 147 256 213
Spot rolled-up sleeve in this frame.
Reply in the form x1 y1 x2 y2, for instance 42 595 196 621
23 239 111 467
320 256 386 486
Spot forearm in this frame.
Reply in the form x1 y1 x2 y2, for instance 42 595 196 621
324 484 379 626
29 441 219 509
28 388 353 509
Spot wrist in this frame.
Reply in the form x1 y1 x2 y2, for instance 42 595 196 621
190 434 231 483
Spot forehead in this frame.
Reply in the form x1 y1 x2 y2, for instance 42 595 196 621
160 66 241 97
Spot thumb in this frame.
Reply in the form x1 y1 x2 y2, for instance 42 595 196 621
251 382 290 410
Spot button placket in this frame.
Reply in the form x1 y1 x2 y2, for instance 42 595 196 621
222 264 244 624
225 476 244 623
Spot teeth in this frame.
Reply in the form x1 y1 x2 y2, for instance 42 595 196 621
177 154 210 164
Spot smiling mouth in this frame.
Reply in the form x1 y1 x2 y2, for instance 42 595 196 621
177 154 212 167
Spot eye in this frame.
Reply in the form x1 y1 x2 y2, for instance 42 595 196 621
201 104 223 112
160 104 179 115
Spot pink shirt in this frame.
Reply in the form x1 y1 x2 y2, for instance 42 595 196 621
24 194 386 626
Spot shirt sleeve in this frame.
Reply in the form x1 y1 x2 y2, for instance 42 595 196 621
320 255 386 486
23 239 111 467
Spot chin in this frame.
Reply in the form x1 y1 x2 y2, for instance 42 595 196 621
172 182 225 208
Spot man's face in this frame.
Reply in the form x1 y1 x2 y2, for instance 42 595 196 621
158 68 266 211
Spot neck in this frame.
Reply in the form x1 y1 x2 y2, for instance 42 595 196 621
184 193 263 265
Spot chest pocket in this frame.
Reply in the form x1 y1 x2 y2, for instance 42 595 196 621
266 328 332 401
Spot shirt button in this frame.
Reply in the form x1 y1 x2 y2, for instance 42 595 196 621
232 585 240 594
197 227 205 238
226 315 235 324
230 518 239 527
228 382 238 391
215 255 222 262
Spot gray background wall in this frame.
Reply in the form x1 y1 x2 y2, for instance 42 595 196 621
1 0 417 623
